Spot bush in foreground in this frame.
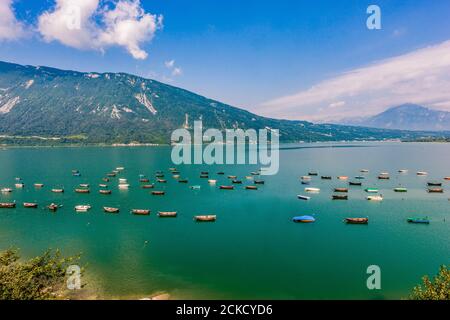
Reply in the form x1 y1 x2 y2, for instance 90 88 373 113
409 265 450 300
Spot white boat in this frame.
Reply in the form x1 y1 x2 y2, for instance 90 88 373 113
190 185 201 190
301 176 312 181
208 179 217 185
360 169 369 173
305 187 320 193
297 195 311 200
367 195 383 201
417 171 428 176
75 205 91 212
1 188 12 193
398 169 408 173
119 178 128 183
118 184 130 189
15 183 24 188
116 167 125 171
246 176 254 180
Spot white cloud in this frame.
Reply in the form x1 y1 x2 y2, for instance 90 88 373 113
260 40 450 122
163 59 182 80
0 0 27 41
37 0 163 59
172 67 182 76
164 59 175 69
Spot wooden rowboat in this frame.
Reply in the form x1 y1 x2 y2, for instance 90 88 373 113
332 195 348 200
99 189 112 195
158 211 177 217
142 184 155 189
254 180 265 185
152 191 165 196
428 188 444 193
246 186 258 190
75 188 90 193
334 188 348 193
34 183 44 188
220 186 234 190
132 209 150 216
104 207 119 213
194 215 217 222
427 182 442 187
345 218 369 224
23 202 38 208
52 188 64 193
0 202 16 208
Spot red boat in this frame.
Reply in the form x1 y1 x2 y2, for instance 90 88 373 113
152 191 165 196
0 202 16 208
23 202 38 208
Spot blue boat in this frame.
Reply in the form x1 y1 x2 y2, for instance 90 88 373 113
292 215 316 223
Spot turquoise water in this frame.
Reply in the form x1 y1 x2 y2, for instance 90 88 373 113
0 142 449 299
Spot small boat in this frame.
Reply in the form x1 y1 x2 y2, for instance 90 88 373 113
171 171 180 175
75 205 91 212
169 168 177 171
444 177 450 181
47 203 61 211
15 177 22 181
79 184 89 188
349 181 362 186
332 195 348 200
23 202 38 208
119 178 128 184
354 176 365 180
1 188 12 193
140 178 150 183
337 176 348 180
250 172 260 176
246 186 258 190
321 176 332 180
103 207 119 213
245 176 254 180
228 175 237 179
407 217 430 224
178 179 188 183
334 188 348 193
158 211 177 217
155 174 165 178
152 191 165 196
72 172 81 177
172 174 180 179
208 179 217 185
292 215 315 223
345 218 368 224
365 188 378 193
367 195 383 201
220 185 234 190
194 215 217 222
217 172 225 175
118 184 130 189
301 176 311 181
99 184 108 188
398 169 408 173
34 183 44 188
0 202 16 208
116 167 125 171
51 188 64 193
232 180 242 184
157 179 167 183
360 169 369 173
200 174 209 178
308 172 318 176
378 175 390 180
107 173 116 177
201 171 209 175
297 195 311 200
132 209 150 216
427 188 444 193
301 181 310 185
75 188 90 193
394 187 408 192
254 180 265 185
190 185 201 190
15 183 25 188
72 170 79 174
102 178 110 182
305 187 320 193
417 171 428 176
112 170 119 174
99 189 112 195
427 182 442 187
142 184 154 189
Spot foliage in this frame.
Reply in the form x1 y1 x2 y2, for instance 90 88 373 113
409 265 450 300
0 248 81 300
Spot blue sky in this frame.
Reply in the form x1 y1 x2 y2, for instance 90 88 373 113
1 0 450 121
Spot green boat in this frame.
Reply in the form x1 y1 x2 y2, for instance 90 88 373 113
365 188 379 193
407 217 430 224
394 187 408 192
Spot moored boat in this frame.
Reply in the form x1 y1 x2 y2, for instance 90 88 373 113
158 211 177 217
445 177 450 181
246 186 258 190
75 188 90 193
15 183 25 188
217 172 225 175
190 185 201 190
297 195 311 200
398 169 408 173
220 185 234 190
407 217 430 224
208 179 217 185
367 195 383 201
427 188 444 193
99 184 108 188
360 169 369 173
378 175 390 180
119 178 128 184
332 195 348 200
308 172 318 176
103 207 119 213
417 171 428 176
354 176 365 180
254 180 265 185
75 205 91 212
23 202 38 208
47 203 61 211
345 218 369 224
178 179 188 183
132 209 150 216
427 182 442 187
305 187 320 193
1 188 12 193
0 202 16 208
142 184 155 189
301 176 311 181
34 183 44 188
152 191 165 196
194 215 217 222
365 188 378 193
228 175 237 179
51 188 64 193
118 184 130 189
349 181 362 186
394 187 408 192
99 189 112 195
79 184 90 188
102 177 110 182
140 178 150 183
107 173 116 177
334 188 348 193
157 179 167 183
232 180 243 184
292 215 315 223
321 176 332 180
337 176 348 180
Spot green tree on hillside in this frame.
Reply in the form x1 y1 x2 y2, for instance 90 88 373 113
409 265 450 300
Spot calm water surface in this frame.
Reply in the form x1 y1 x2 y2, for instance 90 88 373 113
0 142 449 299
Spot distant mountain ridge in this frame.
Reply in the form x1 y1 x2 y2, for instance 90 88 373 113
341 104 450 131
0 61 447 145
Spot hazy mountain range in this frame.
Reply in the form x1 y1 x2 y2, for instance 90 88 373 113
0 61 448 145
338 104 450 131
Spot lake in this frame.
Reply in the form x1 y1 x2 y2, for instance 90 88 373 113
0 142 449 299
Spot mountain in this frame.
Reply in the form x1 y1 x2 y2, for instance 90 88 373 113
0 61 446 145
342 104 450 131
